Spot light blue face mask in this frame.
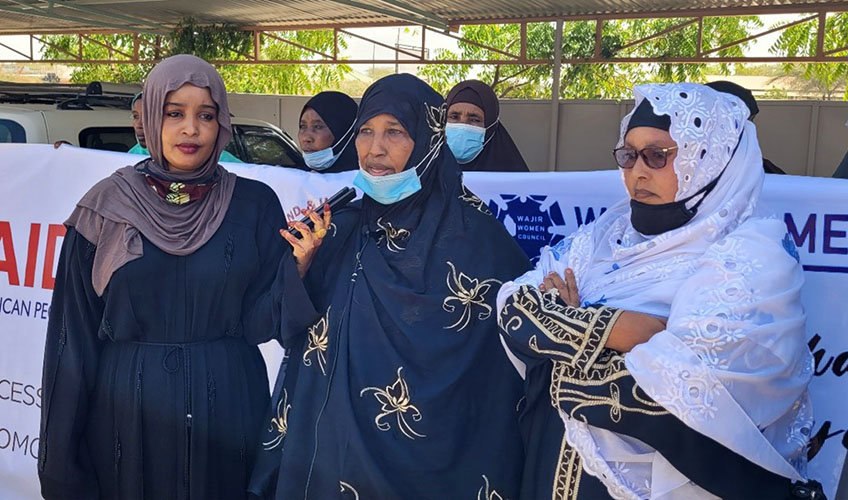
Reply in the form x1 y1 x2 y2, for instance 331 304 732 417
303 147 340 171
302 120 355 171
353 166 422 205
353 133 444 205
445 122 486 164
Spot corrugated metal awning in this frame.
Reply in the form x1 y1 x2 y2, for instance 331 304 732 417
1 0 847 34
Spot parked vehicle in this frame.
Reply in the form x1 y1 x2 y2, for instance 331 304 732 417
0 81 305 168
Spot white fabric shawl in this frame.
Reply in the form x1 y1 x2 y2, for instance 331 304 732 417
497 83 814 499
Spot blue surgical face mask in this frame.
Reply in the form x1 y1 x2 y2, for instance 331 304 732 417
353 134 444 205
303 147 340 171
302 120 355 171
445 122 485 164
353 166 422 205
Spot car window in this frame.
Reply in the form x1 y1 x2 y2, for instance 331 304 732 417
238 125 299 167
0 119 26 143
224 140 242 160
78 125 242 158
79 126 136 152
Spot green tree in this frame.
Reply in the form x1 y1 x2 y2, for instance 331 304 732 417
770 13 848 100
40 21 351 95
39 33 158 84
170 18 252 60
420 17 761 99
217 31 352 94
616 16 761 81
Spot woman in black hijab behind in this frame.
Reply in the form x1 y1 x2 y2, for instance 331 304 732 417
445 79 530 172
297 90 359 173
249 74 530 499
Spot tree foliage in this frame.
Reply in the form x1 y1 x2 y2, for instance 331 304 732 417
770 13 848 100
40 20 351 95
170 18 252 60
421 17 763 99
617 17 761 80
39 33 157 84
217 31 352 94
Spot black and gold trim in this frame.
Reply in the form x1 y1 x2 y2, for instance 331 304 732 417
501 284 797 500
551 350 668 425
499 285 621 374
552 433 583 500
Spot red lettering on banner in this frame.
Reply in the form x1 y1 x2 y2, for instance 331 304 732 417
42 224 66 290
285 197 329 222
0 221 66 290
0 221 20 286
24 223 40 288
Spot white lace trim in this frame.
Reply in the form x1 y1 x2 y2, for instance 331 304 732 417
561 414 641 500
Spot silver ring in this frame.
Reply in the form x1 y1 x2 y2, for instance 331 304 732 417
545 288 560 299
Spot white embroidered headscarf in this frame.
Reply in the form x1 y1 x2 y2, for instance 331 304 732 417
498 83 814 497
570 83 764 314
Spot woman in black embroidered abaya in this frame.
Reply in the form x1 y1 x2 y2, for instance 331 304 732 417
249 74 532 499
38 55 312 499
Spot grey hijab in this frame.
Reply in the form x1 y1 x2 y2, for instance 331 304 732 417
65 54 237 295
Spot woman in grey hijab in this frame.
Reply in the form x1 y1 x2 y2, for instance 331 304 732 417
38 54 321 499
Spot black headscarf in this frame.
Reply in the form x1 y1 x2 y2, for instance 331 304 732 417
250 74 531 499
446 80 529 172
626 98 671 132
300 91 359 173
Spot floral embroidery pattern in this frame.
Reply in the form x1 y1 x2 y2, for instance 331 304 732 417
339 481 360 499
426 103 447 148
478 475 505 500
376 218 411 253
303 307 330 375
443 261 501 332
460 185 492 216
262 389 291 450
360 367 425 440
622 84 746 200
563 421 638 500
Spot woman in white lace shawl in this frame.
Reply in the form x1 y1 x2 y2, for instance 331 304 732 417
496 83 819 500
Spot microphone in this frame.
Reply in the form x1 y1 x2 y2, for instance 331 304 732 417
287 187 356 238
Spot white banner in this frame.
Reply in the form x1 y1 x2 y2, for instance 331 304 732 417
1 144 846 499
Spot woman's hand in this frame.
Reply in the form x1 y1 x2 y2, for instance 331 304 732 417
537 268 667 353
538 269 580 307
280 203 331 278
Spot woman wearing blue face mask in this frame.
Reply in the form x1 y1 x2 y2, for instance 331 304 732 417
297 91 358 173
249 74 531 499
445 80 529 172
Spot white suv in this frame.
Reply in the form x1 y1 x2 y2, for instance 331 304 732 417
0 81 305 168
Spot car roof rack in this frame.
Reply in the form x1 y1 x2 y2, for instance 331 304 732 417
0 81 141 110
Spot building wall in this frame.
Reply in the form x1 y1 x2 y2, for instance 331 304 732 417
229 93 848 178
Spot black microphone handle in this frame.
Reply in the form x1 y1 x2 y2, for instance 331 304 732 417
287 187 355 237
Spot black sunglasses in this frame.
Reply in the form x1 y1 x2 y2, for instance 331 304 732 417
612 146 678 169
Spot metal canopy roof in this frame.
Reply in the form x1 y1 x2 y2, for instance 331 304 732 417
2 0 848 35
